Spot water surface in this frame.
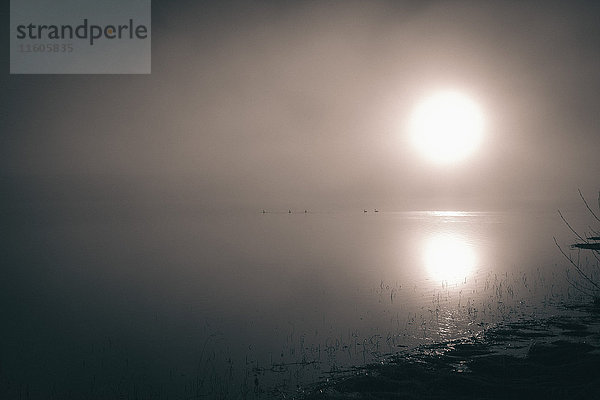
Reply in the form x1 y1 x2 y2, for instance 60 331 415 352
1 206 590 398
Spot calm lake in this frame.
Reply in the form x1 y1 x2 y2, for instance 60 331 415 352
1 205 595 398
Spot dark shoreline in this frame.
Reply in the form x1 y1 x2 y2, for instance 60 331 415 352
302 303 600 400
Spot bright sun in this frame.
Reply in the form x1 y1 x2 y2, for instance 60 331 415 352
409 91 485 164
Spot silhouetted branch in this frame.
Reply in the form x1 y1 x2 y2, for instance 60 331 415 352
554 237 600 292
555 190 600 300
579 189 600 223
565 272 598 298
558 209 586 242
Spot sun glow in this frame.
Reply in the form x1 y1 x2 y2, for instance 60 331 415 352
424 233 476 283
410 91 484 164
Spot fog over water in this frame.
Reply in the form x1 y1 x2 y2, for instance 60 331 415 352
2 0 600 398
2 205 593 397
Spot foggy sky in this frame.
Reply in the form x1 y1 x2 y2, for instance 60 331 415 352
2 0 599 212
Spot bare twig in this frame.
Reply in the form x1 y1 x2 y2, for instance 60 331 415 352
586 226 600 237
558 209 586 242
590 248 600 266
556 190 600 299
579 189 600 223
554 237 600 291
566 273 598 298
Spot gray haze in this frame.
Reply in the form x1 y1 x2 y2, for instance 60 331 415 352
2 3 600 398
3 0 599 211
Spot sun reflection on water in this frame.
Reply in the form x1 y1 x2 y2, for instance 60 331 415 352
423 232 477 283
